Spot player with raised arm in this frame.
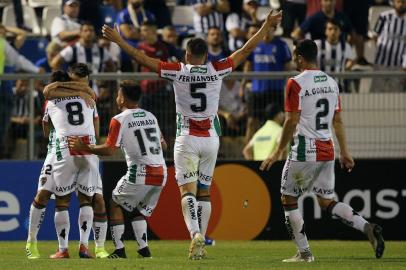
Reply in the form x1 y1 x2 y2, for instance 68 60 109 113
70 81 167 259
102 9 282 260
259 40 385 262
39 64 109 259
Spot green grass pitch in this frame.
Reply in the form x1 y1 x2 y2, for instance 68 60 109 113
1 240 405 270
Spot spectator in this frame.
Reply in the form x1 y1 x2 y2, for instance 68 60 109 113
161 26 184 62
78 0 103 35
116 0 155 71
291 0 352 42
5 80 42 158
243 28 291 142
242 104 285 161
225 0 260 52
315 18 355 73
193 0 230 37
372 0 406 92
306 0 343 17
51 0 81 46
218 80 247 136
51 22 115 96
35 42 63 73
0 39 42 159
0 24 27 50
12 0 29 31
100 0 120 27
207 27 229 62
137 21 177 138
281 0 307 37
144 0 172 28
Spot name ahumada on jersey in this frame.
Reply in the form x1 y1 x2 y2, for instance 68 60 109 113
44 96 98 155
285 70 342 162
158 57 234 137
106 108 166 186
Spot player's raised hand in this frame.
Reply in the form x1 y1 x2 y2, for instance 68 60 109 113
102 24 122 45
265 10 282 28
339 152 355 172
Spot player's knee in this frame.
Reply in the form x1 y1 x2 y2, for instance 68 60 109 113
78 192 93 205
93 193 106 212
281 195 298 210
131 209 145 221
197 183 210 198
317 196 335 211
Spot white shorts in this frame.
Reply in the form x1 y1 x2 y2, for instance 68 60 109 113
37 153 56 198
174 135 219 187
112 176 163 217
52 154 100 197
280 159 335 199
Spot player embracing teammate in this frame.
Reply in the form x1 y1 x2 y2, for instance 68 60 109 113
103 9 283 260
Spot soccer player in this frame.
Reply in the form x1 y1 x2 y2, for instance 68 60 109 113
102 9 282 259
69 81 167 258
260 40 385 262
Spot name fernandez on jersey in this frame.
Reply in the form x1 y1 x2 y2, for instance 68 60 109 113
157 57 234 137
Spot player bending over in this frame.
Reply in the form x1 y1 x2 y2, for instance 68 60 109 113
70 81 167 259
260 40 384 262
102 9 282 260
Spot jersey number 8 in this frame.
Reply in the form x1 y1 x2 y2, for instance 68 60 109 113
66 102 84 126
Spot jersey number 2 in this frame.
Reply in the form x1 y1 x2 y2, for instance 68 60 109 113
190 83 207 112
66 102 84 126
316 98 329 130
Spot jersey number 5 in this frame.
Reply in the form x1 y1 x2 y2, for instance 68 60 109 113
66 102 84 126
190 83 207 112
316 98 329 130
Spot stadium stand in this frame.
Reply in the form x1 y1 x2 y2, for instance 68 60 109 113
41 6 62 36
27 0 62 8
2 4 41 34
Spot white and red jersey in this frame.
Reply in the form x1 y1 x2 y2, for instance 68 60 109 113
285 70 341 161
44 97 98 156
158 58 234 137
106 108 166 186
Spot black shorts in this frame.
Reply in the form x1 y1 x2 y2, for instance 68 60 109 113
343 0 370 37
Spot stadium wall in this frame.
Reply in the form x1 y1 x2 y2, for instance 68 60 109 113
1 160 405 241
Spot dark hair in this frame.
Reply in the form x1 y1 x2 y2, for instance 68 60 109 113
186 38 208 58
265 103 282 120
51 70 71 83
141 20 158 28
120 80 141 102
208 26 221 32
80 21 94 30
325 18 341 30
69 63 91 77
295 39 318 63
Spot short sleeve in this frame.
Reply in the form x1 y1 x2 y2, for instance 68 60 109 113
50 17 64 38
102 48 112 62
60 46 74 62
344 43 355 61
117 10 130 25
42 101 49 122
285 78 301 112
335 95 342 112
105 118 122 148
225 13 240 31
299 16 312 33
212 57 234 78
93 106 99 119
282 41 292 62
158 61 181 80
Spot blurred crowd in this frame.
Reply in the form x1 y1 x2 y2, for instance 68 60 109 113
0 0 405 160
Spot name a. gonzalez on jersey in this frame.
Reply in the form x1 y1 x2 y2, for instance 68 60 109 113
53 96 81 104
178 74 220 83
303 85 339 97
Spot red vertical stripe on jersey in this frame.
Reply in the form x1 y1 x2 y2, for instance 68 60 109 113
106 118 121 148
212 57 234 71
316 139 334 161
285 79 301 112
145 165 164 186
189 118 211 137
42 100 48 114
158 61 181 76
335 95 342 112
68 135 92 155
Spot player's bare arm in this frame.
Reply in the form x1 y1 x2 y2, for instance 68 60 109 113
333 111 355 172
102 24 160 72
43 81 96 107
69 137 116 156
230 10 282 68
260 111 300 171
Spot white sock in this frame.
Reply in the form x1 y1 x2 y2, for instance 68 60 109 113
197 200 211 236
131 219 148 249
330 202 368 232
93 221 107 248
181 194 200 238
55 210 70 251
79 206 93 246
284 209 310 253
27 204 46 242
111 224 125 249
